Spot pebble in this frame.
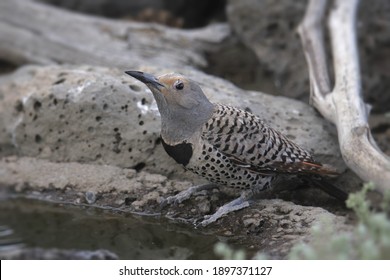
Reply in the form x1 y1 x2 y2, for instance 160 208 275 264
85 191 96 204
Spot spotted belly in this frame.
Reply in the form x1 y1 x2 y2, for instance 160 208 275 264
185 140 273 194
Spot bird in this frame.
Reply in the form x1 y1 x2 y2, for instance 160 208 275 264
125 71 347 226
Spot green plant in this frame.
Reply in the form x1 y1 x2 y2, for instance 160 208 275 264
289 183 390 259
214 242 246 260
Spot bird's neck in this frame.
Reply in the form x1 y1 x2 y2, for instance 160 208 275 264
161 103 215 144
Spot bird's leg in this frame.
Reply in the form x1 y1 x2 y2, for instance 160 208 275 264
161 183 217 207
198 191 253 227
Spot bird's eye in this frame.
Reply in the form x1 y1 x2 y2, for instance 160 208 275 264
174 80 184 90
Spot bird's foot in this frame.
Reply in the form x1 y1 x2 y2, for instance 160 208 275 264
160 183 216 208
198 196 251 227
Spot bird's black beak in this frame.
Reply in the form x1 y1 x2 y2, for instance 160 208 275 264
125 71 164 90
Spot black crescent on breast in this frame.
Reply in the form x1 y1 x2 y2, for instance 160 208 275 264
161 138 193 166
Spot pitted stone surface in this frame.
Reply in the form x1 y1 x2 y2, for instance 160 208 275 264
0 65 343 178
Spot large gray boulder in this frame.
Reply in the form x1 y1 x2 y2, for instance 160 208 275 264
0 65 343 178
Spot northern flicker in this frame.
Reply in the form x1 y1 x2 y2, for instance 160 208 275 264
125 71 347 226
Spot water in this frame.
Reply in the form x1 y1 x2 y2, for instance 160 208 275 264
0 198 220 259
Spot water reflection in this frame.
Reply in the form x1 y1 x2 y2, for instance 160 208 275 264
0 198 219 259
0 225 24 254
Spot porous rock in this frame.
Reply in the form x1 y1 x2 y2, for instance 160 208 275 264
226 0 390 112
0 156 187 208
239 199 350 257
226 0 308 100
0 65 343 179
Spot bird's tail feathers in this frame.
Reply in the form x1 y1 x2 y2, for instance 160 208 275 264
307 176 348 202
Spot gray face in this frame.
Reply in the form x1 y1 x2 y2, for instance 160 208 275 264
125 71 215 142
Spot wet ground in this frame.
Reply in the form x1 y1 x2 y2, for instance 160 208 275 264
0 160 352 260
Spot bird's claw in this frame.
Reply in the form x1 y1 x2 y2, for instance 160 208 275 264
160 183 216 209
160 192 191 209
196 197 252 227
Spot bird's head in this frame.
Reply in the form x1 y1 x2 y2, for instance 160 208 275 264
125 71 211 110
125 71 214 140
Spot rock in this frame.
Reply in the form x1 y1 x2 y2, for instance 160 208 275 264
0 66 168 174
238 199 350 257
370 114 390 156
0 0 230 70
0 247 118 260
195 196 211 214
41 0 165 20
41 0 226 28
138 172 168 186
226 0 390 112
124 168 137 179
0 156 188 198
85 191 97 204
0 155 194 215
0 65 344 178
357 0 390 113
226 0 308 100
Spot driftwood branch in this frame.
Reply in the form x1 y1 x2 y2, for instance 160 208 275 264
0 0 229 70
298 0 390 192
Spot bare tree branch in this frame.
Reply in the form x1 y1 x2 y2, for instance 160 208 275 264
298 0 390 192
297 0 335 123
